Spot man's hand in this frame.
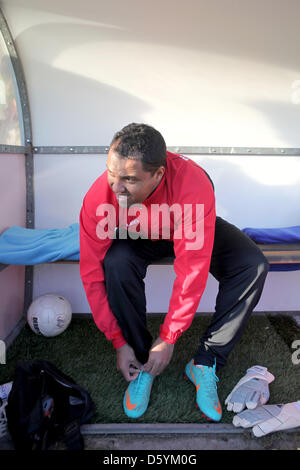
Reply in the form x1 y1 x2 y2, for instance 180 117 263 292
142 337 174 376
116 343 142 382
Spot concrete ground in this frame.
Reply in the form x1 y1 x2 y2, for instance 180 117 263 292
1 423 299 451
80 426 300 451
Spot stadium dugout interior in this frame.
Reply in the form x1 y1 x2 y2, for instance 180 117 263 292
0 1 300 448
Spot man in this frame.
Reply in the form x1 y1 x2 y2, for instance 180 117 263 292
79 123 269 422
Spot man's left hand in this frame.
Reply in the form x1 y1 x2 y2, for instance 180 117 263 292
142 338 174 376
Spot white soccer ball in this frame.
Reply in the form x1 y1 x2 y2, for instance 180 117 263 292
27 293 72 337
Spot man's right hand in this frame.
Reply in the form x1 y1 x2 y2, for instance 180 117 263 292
116 343 142 382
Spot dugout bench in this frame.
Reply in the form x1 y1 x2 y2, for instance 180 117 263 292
1 242 300 271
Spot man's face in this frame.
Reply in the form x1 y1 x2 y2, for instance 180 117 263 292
106 148 165 207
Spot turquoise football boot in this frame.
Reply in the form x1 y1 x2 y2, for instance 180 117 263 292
185 359 222 422
123 371 155 418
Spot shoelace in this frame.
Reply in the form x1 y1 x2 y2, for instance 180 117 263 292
136 370 143 389
134 370 152 399
205 367 219 401
196 364 219 399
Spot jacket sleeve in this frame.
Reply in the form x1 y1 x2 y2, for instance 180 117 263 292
159 175 216 344
79 198 126 349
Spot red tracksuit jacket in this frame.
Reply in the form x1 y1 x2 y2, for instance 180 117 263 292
79 151 216 349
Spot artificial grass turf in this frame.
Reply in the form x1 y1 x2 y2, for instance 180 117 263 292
0 314 299 424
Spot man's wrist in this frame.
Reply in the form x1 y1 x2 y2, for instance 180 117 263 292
159 332 177 344
159 324 182 344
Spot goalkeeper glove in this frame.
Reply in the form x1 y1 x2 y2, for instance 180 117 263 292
232 401 300 437
225 365 275 412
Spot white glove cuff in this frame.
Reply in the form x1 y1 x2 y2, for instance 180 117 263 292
246 365 275 384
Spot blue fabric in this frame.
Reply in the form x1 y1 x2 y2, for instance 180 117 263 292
243 225 300 271
268 264 300 271
1 223 299 271
242 225 300 244
0 223 79 265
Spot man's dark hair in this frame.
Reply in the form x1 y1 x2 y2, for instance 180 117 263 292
110 123 167 174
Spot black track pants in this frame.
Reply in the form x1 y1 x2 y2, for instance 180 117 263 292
103 217 269 370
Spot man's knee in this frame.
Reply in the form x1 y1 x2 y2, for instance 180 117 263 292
246 251 269 286
258 254 269 278
104 242 145 281
104 248 130 279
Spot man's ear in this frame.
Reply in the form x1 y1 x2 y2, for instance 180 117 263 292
155 166 165 183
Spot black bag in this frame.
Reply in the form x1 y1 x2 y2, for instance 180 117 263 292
6 360 95 450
